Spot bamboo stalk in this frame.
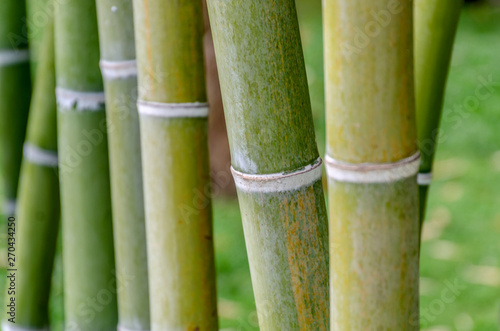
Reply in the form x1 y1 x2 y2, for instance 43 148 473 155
324 0 420 328
2 15 59 331
25 0 50 77
95 1 150 330
206 1 329 329
0 0 32 216
415 0 462 223
54 0 118 330
132 0 218 329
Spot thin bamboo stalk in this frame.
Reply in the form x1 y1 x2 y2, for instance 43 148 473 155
54 0 118 330
206 1 329 329
132 0 218 329
95 0 150 330
0 0 31 216
2 16 59 331
25 0 50 77
324 0 420 328
415 0 462 223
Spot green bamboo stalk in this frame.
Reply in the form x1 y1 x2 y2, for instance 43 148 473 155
95 1 150 330
0 0 31 216
324 0 420 328
207 1 329 329
415 0 462 223
25 0 50 77
54 0 118 330
2 15 60 331
132 0 218 329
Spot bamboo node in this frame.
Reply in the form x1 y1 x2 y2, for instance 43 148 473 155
56 87 105 111
24 143 59 168
231 158 322 193
137 100 209 118
1 321 48 331
0 49 29 67
325 152 420 183
2 199 16 216
117 326 150 331
417 172 433 186
100 59 137 80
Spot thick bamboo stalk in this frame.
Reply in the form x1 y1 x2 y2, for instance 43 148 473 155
132 0 218 330
95 1 150 330
2 16 60 331
54 0 118 330
324 0 420 329
0 0 31 216
206 1 329 329
415 0 462 222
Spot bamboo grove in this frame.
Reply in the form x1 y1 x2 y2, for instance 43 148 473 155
0 0 462 330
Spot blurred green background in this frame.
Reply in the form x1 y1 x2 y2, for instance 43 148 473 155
1 1 500 330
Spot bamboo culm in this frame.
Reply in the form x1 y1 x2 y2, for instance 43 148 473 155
95 0 150 329
1 11 60 330
324 0 420 328
132 0 218 329
54 0 118 329
207 0 329 329
25 0 50 77
415 0 462 224
0 0 31 216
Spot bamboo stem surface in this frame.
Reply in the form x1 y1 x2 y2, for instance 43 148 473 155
207 1 329 329
324 0 420 328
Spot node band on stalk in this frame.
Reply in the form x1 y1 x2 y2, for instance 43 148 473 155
137 100 209 118
100 59 137 80
231 158 322 193
0 49 29 67
2 199 16 216
417 172 433 186
117 325 150 331
325 152 420 184
56 87 105 111
23 143 59 168
1 321 48 331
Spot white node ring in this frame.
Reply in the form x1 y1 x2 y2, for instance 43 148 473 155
56 87 106 111
417 172 433 186
231 158 323 193
24 143 59 168
2 199 16 216
100 59 137 79
1 321 48 331
0 49 30 67
137 100 209 118
117 325 150 331
325 152 420 184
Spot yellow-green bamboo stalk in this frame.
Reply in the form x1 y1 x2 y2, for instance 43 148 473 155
207 1 329 329
415 0 462 222
324 0 420 329
132 0 218 329
0 0 31 216
1 14 59 331
55 0 118 330
95 1 150 330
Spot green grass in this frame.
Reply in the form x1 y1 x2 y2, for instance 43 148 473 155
2 2 500 330
417 4 500 330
